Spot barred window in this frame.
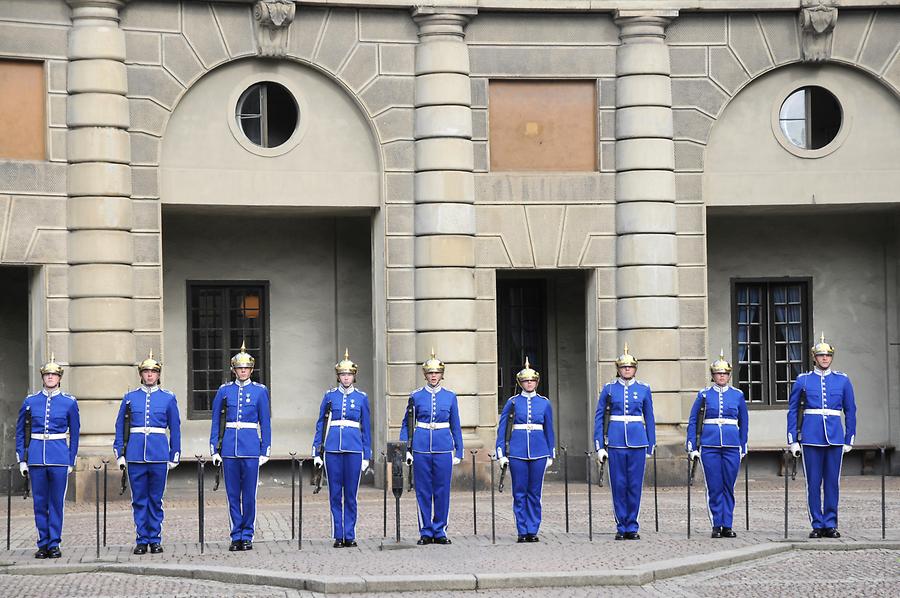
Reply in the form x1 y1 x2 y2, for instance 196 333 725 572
732 280 810 406
187 282 269 418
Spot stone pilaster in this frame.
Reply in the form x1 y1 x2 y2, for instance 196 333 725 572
614 11 682 441
412 8 485 447
66 0 134 458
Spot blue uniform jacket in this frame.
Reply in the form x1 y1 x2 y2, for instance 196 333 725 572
495 392 555 460
16 389 80 467
312 387 372 460
399 386 464 458
113 386 182 464
209 380 272 458
685 385 749 454
593 379 656 453
787 369 856 447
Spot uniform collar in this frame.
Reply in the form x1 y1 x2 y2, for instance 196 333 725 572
42 387 61 397
235 378 252 388
520 391 536 398
426 384 442 394
712 384 728 393
141 385 159 393
814 367 832 377
339 385 355 396
617 377 635 387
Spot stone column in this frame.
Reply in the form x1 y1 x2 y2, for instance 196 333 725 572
614 11 682 448
66 0 134 465
412 8 484 448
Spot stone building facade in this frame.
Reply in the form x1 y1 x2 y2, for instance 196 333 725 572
1 0 898 495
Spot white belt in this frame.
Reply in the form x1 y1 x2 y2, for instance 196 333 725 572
416 422 450 430
513 424 543 431
226 422 259 429
804 408 842 416
610 415 644 423
703 418 738 426
130 426 167 434
31 433 67 441
330 419 360 428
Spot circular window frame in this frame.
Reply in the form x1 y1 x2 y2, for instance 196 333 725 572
770 80 852 159
227 73 308 157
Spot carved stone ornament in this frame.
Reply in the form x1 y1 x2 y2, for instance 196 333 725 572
254 0 295 58
800 1 838 63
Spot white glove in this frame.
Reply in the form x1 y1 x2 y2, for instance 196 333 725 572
361 459 369 472
498 456 509 469
689 450 700 461
790 443 801 458
313 456 324 468
843 444 852 454
545 458 553 469
211 454 223 467
405 451 414 465
596 449 608 463
67 466 73 474
647 445 656 456
18 462 28 477
117 456 126 470
452 457 461 465
167 461 178 470
259 456 269 466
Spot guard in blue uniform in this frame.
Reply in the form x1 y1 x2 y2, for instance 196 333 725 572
787 334 856 539
686 351 749 538
496 358 555 543
593 344 656 540
400 350 464 545
209 342 272 551
113 351 181 554
15 354 80 559
312 349 372 548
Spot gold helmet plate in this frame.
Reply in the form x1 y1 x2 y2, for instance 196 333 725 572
231 340 256 369
422 348 445 374
39 352 64 377
138 349 162 373
515 356 540 385
709 349 732 374
335 348 358 375
615 343 638 368
811 332 835 356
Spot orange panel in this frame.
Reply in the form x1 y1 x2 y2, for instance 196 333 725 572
489 80 596 172
0 60 46 160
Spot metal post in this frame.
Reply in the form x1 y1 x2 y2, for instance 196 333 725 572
562 446 569 533
881 446 886 540
290 452 296 541
653 450 659 532
395 488 401 544
783 450 789 540
94 465 101 559
102 459 108 547
6 465 12 550
298 458 303 550
381 451 387 539
687 456 692 539
490 455 496 545
196 455 205 554
585 452 593 542
744 456 750 531
471 450 478 535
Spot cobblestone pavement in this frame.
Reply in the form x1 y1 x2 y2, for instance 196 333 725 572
0 474 897 596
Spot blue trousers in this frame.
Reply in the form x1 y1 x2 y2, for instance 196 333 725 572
413 452 453 539
127 462 168 545
802 445 844 529
608 447 646 534
700 447 741 529
30 465 68 549
509 457 547 536
325 451 362 540
223 457 259 542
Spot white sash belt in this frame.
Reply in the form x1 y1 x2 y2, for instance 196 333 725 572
226 422 259 429
130 426 167 434
610 415 644 423
31 433 67 441
330 419 360 428
416 422 450 430
804 408 842 416
513 424 543 431
703 418 738 426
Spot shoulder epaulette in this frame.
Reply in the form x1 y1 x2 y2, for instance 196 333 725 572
252 381 267 388
356 389 368 396
833 371 848 377
62 392 77 401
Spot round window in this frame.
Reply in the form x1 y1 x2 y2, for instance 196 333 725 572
778 86 842 150
235 82 298 148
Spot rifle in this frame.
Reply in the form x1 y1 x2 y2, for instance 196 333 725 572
597 401 611 488
23 407 31 499
792 394 805 480
312 402 331 494
120 401 131 495
213 399 226 491
405 396 415 491
689 400 706 485
498 398 515 493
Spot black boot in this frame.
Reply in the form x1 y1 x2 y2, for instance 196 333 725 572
722 528 736 538
149 543 163 554
823 528 841 538
417 536 432 545
47 547 61 559
133 544 148 555
34 548 48 559
711 526 723 539
333 539 344 548
229 540 242 551
809 528 823 539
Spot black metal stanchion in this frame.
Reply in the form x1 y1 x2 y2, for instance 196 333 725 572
102 459 108 547
562 446 569 533
196 456 205 554
6 465 12 550
298 459 303 550
94 465 101 559
783 450 789 540
881 446 886 540
687 456 692 539
471 450 478 535
381 451 387 539
745 456 750 531
290 452 297 541
653 450 659 532
585 452 593 542
490 455 496 545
